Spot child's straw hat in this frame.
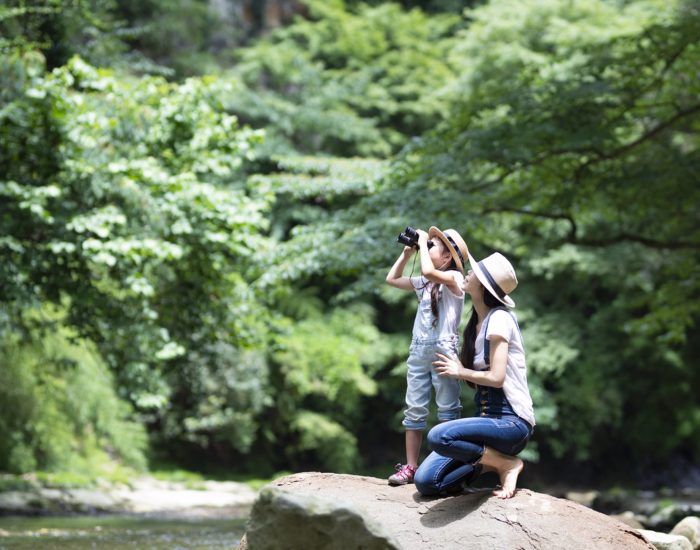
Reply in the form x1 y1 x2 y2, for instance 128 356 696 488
428 226 469 275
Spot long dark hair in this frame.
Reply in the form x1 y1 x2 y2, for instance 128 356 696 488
459 286 503 370
429 258 457 327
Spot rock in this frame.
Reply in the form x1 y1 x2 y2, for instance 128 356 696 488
638 529 693 550
244 472 654 549
247 484 400 549
593 490 700 531
611 511 645 529
566 490 599 508
112 477 257 513
671 517 700 549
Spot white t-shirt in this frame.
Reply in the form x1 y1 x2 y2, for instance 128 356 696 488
474 309 536 427
410 272 465 341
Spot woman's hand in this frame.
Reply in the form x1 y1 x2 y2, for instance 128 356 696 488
433 352 465 379
402 245 416 257
416 229 429 244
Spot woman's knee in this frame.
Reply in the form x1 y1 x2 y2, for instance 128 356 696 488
413 468 439 496
427 424 450 453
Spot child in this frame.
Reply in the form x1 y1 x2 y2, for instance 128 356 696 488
385 226 469 485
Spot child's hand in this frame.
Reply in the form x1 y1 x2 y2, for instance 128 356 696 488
403 245 416 256
433 352 464 379
416 229 429 243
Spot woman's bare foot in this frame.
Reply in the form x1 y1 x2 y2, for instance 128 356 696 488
480 447 524 499
492 456 523 498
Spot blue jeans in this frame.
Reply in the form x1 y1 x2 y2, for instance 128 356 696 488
414 414 532 496
403 337 462 430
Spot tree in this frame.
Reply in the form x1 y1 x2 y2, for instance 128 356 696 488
271 0 700 474
0 53 273 461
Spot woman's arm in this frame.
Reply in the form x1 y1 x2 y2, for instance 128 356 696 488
386 246 417 290
415 230 462 295
433 336 508 388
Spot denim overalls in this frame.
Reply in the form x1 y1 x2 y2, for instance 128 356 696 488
403 276 464 430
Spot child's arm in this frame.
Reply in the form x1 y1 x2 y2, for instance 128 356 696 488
386 246 417 290
415 230 462 296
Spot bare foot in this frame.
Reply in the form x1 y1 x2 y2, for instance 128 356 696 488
479 447 525 499
492 456 523 499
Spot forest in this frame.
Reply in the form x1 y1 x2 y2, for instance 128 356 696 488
1 0 699 490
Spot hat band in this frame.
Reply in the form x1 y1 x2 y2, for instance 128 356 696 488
478 261 507 300
445 236 465 266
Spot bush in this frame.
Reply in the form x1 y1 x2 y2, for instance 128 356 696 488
0 315 147 474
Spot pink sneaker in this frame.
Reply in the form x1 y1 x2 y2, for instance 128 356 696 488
388 463 417 486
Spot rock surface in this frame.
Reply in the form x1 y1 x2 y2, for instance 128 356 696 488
671 517 700 549
244 472 655 550
638 529 693 550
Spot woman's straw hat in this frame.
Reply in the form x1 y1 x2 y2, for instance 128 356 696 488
428 226 469 275
468 252 518 307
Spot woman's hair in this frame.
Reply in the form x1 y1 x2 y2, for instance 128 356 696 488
459 285 503 371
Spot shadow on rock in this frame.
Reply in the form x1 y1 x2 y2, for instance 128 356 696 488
414 488 492 528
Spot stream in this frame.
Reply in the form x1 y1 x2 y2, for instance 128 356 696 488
0 513 247 549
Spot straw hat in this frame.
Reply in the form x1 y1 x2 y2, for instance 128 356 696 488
428 226 469 275
468 252 518 307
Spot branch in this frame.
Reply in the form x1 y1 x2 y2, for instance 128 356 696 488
486 207 700 250
572 102 700 184
571 233 700 250
596 102 700 161
484 207 575 224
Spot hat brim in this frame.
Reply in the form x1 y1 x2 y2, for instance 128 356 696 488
428 226 465 274
468 253 516 308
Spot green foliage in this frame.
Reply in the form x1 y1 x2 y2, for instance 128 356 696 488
375 0 700 463
269 304 395 471
2 0 699 484
275 306 384 411
0 52 272 457
0 0 127 68
116 0 228 77
269 0 700 469
226 0 461 157
292 411 359 473
0 319 147 474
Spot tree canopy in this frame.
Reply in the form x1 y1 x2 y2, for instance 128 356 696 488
1 0 698 486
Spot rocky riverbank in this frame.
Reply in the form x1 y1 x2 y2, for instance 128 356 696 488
2 472 699 549
0 476 257 519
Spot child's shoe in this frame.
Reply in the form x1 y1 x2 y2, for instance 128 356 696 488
388 463 416 486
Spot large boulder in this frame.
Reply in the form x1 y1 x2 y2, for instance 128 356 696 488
243 472 655 549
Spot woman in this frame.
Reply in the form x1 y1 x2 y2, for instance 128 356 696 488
413 252 535 499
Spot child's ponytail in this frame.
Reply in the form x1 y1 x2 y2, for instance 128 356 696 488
430 259 458 327
430 284 440 327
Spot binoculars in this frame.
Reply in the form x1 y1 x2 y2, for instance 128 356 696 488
397 226 434 249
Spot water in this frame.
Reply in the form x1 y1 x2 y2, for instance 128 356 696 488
0 514 246 549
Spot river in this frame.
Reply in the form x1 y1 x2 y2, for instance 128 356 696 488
0 514 247 549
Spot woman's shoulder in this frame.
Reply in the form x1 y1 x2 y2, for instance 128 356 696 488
487 308 517 332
